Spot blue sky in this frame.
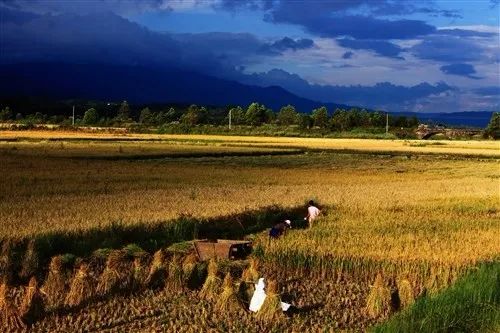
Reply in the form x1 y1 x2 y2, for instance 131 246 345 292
1 0 499 112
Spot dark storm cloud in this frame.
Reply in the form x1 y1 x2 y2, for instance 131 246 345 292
337 39 404 59
410 36 483 62
260 37 315 55
239 68 454 107
440 64 482 79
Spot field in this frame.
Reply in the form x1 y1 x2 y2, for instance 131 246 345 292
0 130 499 332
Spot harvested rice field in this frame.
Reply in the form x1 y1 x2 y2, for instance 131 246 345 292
0 131 499 332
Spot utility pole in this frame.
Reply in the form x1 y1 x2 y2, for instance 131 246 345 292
228 109 232 130
72 105 75 126
385 112 389 135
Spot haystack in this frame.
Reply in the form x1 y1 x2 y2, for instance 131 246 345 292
241 258 259 283
365 273 392 318
397 278 415 308
199 259 221 300
215 272 240 311
0 240 13 282
65 263 95 307
20 277 45 326
255 279 284 321
166 254 183 291
96 250 133 296
145 249 167 289
0 279 25 330
182 253 198 283
41 256 67 308
20 240 39 280
132 254 150 289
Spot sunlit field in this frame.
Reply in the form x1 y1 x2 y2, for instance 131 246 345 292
0 131 498 331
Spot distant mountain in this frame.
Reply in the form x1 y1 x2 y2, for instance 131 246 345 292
395 111 494 128
0 63 348 112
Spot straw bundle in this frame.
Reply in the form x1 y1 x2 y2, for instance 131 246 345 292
166 255 184 291
397 278 415 308
41 256 67 308
132 255 150 289
146 250 167 289
65 263 95 307
199 259 221 300
20 240 39 280
241 258 259 283
365 273 392 318
215 272 240 312
20 277 45 326
96 250 133 296
256 280 284 322
0 279 25 330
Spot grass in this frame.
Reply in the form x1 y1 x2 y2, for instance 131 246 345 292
372 262 500 333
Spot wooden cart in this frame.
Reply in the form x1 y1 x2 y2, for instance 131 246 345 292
193 239 252 261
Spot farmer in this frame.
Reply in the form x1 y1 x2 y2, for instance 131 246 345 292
269 220 292 239
305 200 321 228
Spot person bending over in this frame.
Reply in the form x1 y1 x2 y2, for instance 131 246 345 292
269 220 292 239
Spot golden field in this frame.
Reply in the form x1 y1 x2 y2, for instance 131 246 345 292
0 131 499 331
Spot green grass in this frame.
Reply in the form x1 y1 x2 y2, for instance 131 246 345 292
373 262 500 333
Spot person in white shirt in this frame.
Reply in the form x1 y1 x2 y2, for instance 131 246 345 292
305 200 320 228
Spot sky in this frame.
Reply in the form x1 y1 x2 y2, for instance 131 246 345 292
1 0 499 112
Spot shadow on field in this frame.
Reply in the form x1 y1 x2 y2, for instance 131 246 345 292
1 204 307 284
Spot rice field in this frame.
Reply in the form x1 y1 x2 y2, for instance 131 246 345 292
0 130 498 331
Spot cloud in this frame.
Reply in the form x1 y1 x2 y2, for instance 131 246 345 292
410 36 483 62
337 38 404 59
260 37 315 55
440 63 482 79
473 86 500 96
238 68 454 110
342 51 354 59
437 28 497 38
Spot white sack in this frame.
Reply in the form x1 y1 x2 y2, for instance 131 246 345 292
249 278 266 312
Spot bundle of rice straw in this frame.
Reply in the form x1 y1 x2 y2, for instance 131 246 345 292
65 263 95 307
20 277 45 326
96 250 133 296
397 278 415 308
0 240 13 282
256 279 284 321
199 259 221 301
41 256 67 308
365 273 392 318
145 250 167 289
182 253 198 284
0 279 25 330
132 254 150 289
215 272 240 311
241 258 259 283
165 254 183 291
20 240 39 280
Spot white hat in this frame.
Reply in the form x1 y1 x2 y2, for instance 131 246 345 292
285 220 291 225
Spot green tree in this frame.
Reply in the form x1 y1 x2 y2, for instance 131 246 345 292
330 108 350 131
139 107 154 125
299 113 313 130
228 106 245 125
82 108 98 125
311 106 329 128
245 102 267 126
485 112 500 139
180 104 201 126
277 105 298 125
116 100 130 122
0 107 13 121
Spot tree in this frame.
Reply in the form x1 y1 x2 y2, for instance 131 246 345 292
180 104 201 126
299 113 313 130
116 100 130 122
82 108 98 125
277 105 298 125
330 108 350 131
245 102 267 126
311 106 329 128
228 106 245 125
139 107 154 125
0 107 13 121
485 112 500 139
